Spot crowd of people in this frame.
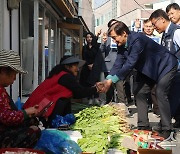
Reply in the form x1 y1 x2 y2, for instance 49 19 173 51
0 2 180 148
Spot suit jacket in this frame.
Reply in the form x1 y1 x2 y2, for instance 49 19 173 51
110 31 177 82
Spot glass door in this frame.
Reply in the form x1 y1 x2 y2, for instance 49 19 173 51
21 0 34 96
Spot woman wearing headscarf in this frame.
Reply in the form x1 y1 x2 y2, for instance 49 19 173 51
0 50 41 148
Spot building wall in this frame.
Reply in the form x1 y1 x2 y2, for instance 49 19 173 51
120 0 157 15
94 0 164 36
94 1 112 34
117 9 142 26
153 0 180 10
117 9 155 26
80 0 95 32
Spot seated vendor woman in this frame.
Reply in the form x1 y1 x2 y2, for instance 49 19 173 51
23 55 100 127
0 50 41 148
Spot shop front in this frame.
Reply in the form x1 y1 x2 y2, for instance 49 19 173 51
20 0 61 96
0 0 89 102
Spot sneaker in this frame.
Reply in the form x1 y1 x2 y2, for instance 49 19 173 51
158 130 176 141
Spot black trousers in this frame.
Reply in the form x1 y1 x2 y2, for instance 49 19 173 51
169 71 180 120
47 98 71 126
134 66 177 130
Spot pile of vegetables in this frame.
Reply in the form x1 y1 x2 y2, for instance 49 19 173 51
71 104 131 153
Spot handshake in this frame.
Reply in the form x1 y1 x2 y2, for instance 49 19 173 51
95 79 113 93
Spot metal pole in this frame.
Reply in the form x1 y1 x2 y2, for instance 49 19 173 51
33 0 39 90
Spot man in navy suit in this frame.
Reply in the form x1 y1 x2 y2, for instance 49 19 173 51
166 3 180 129
150 8 180 129
97 21 177 139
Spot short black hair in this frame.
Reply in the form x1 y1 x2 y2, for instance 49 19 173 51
143 19 151 24
149 9 170 21
107 19 118 28
166 3 180 13
108 21 130 36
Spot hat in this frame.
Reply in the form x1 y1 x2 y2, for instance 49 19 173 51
0 49 27 74
60 56 85 67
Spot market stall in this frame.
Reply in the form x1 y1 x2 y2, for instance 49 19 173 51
1 103 175 154
70 103 174 154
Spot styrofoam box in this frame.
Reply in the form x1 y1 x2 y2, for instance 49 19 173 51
62 130 82 143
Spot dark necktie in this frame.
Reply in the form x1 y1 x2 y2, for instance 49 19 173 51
161 33 167 46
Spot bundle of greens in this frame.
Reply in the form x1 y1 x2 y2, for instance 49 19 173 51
71 104 131 153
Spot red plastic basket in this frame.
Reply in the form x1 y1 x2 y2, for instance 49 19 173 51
0 148 45 154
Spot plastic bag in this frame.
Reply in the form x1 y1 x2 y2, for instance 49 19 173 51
51 114 76 128
59 140 82 154
35 129 82 154
15 97 24 110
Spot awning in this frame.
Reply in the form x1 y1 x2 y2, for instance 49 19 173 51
53 0 77 18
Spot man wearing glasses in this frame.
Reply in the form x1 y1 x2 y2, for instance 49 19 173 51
165 3 180 130
150 9 180 130
150 9 180 58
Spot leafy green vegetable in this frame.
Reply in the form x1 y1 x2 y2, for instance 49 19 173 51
71 105 129 154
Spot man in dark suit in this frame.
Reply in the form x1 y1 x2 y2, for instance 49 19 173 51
97 21 178 139
166 3 180 129
150 9 180 129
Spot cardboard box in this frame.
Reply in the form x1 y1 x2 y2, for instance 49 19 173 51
138 148 172 154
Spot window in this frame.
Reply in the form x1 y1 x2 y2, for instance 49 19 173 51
101 15 104 25
96 18 100 26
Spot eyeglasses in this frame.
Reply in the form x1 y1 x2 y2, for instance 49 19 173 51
152 18 161 27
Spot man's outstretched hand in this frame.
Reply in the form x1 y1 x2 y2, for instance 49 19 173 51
96 79 112 93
